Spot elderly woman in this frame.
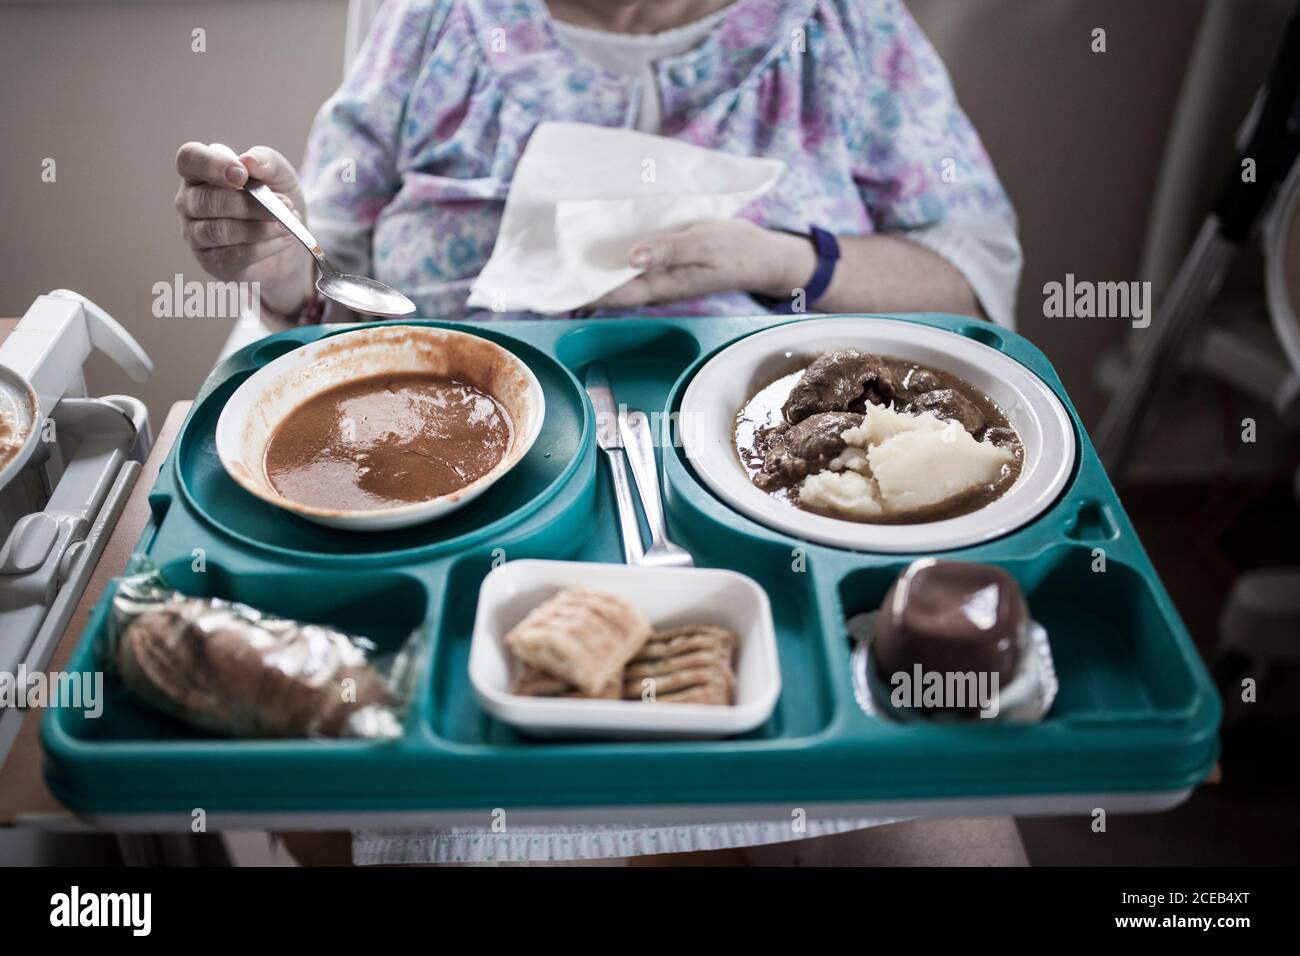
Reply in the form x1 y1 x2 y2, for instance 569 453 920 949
176 0 1020 329
175 0 1024 865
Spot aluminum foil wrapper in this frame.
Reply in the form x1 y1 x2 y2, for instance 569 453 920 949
848 611 1058 724
103 566 424 740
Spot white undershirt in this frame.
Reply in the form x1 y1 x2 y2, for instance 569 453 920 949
552 9 729 133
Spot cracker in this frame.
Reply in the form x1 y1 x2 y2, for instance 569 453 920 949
621 624 739 706
504 588 650 696
632 625 737 661
511 661 621 699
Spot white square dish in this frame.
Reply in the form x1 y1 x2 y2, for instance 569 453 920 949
469 560 781 739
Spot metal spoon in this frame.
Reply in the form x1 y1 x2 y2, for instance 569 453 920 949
619 408 694 568
244 182 416 317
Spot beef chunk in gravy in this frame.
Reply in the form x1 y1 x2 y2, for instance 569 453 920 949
876 364 943 404
756 411 863 491
905 388 985 434
782 350 975 427
782 350 887 423
736 349 1024 525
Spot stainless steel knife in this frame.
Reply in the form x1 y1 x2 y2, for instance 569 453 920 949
583 363 645 565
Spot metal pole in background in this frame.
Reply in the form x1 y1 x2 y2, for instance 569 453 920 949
1094 4 1300 479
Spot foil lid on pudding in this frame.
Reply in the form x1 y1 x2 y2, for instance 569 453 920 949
872 559 1027 683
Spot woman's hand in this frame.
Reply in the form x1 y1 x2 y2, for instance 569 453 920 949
592 220 815 309
593 219 984 318
174 142 313 317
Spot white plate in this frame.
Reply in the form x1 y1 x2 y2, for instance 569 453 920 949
469 561 781 739
679 317 1077 552
215 325 545 532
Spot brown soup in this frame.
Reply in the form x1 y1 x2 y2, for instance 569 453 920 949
264 372 512 512
0 413 15 465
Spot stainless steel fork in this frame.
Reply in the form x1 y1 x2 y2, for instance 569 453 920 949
619 408 694 569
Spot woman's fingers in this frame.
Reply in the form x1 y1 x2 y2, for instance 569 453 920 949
238 146 301 193
174 182 295 221
183 216 285 249
176 141 247 187
174 143 302 222
591 222 731 306
589 279 645 309
628 223 721 270
173 140 311 304
194 235 297 279
590 220 788 309
594 264 720 308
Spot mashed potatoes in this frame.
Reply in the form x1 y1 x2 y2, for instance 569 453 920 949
800 470 883 518
799 403 1014 519
843 402 947 447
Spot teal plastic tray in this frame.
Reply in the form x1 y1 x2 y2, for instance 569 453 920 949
42 313 1220 819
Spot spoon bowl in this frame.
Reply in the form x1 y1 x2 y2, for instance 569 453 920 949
315 270 416 317
246 182 416 318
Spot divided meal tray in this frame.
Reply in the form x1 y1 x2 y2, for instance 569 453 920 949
42 313 1220 822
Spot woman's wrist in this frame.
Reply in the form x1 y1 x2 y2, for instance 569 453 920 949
259 253 315 317
749 228 818 299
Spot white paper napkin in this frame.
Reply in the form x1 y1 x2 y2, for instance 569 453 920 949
467 122 785 314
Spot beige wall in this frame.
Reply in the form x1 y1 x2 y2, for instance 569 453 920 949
0 0 1205 429
908 0 1205 424
0 0 350 428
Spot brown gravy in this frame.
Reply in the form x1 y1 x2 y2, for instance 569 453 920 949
735 354 1023 524
0 408 24 469
0 414 12 448
264 372 512 512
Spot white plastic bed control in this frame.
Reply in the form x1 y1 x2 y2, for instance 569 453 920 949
0 291 154 765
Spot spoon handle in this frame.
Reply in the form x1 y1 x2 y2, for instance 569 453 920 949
245 183 328 269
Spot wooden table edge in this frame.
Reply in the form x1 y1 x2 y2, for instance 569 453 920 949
0 400 192 826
